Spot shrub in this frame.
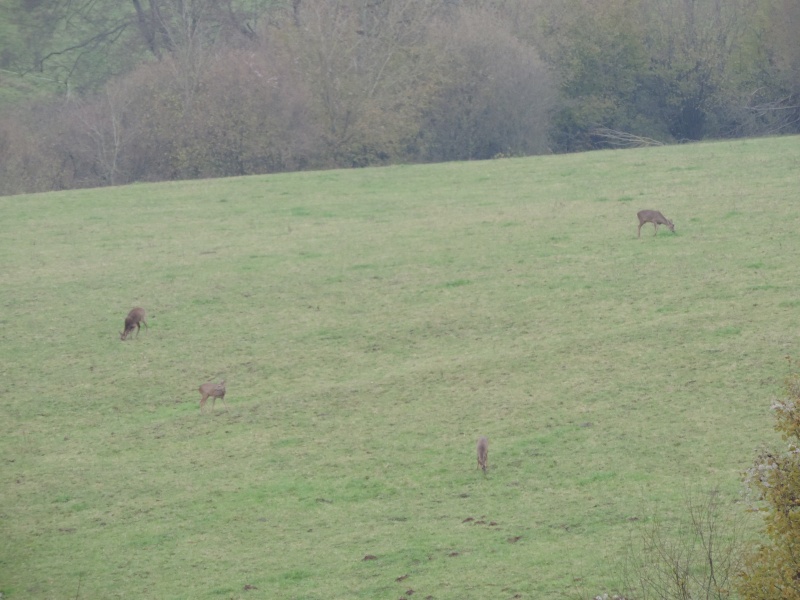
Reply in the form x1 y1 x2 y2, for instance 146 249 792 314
620 488 744 600
738 358 800 600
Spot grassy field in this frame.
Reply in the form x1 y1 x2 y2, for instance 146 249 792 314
2 136 799 599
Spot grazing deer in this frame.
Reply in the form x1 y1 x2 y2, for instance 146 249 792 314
199 380 227 413
477 436 489 474
120 307 148 340
637 210 675 238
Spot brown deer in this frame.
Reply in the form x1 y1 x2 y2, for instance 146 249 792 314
637 210 675 238
199 380 227 413
120 307 148 340
477 436 489 474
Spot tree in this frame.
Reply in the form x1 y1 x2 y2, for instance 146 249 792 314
420 8 554 160
638 0 758 141
0 0 275 100
286 0 443 167
738 358 800 599
741 0 800 135
0 0 135 97
536 0 654 151
535 0 762 150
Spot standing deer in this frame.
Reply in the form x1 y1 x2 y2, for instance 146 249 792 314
637 210 675 238
120 307 148 340
199 380 227 413
477 436 489 474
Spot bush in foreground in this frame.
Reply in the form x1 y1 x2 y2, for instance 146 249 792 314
738 359 800 600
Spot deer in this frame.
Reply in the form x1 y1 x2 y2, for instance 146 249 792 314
477 436 489 474
120 307 148 340
637 210 675 238
199 380 227 413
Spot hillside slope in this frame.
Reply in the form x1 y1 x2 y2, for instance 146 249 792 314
1 136 798 599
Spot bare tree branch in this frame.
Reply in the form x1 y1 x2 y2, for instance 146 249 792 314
591 127 665 148
37 22 131 73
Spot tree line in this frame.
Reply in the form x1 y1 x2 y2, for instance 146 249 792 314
0 0 797 195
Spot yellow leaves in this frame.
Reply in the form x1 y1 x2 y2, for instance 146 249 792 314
740 360 800 599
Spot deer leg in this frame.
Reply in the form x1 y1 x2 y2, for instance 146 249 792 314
200 395 207 413
637 223 642 238
653 223 658 236
220 397 229 411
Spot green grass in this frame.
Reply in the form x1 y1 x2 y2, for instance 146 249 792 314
2 136 799 599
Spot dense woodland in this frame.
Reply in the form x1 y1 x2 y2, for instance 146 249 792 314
0 0 798 195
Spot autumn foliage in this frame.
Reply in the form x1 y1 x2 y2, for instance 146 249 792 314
1 0 799 195
738 359 800 600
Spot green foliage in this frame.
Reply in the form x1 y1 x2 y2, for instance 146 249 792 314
739 359 800 599
0 0 146 97
747 0 800 134
540 0 654 150
538 0 770 149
